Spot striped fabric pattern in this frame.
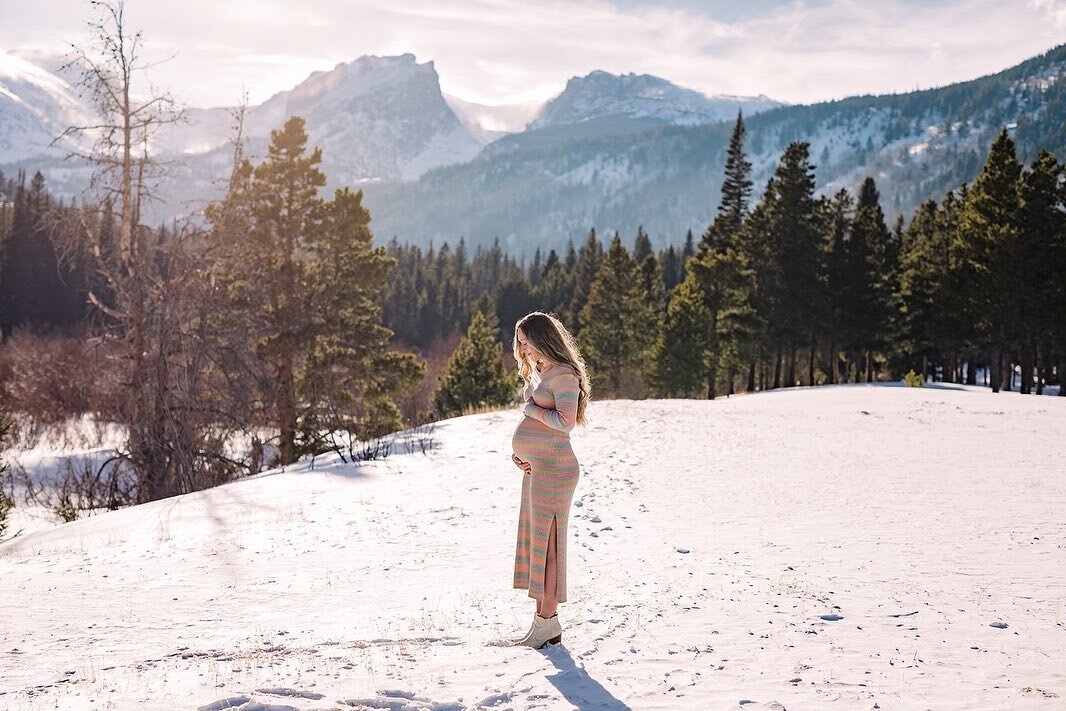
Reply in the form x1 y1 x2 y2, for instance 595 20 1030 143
511 364 581 602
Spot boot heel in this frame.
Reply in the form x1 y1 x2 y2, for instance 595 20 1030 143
548 634 562 644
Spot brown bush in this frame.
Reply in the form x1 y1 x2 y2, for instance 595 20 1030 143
0 328 117 446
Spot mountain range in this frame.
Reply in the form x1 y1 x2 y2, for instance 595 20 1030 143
2 45 1064 255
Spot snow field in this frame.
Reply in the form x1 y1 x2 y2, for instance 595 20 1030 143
1 383 1064 709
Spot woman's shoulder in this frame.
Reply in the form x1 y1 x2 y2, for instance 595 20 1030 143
543 363 578 380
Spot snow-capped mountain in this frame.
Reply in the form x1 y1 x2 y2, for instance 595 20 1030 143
529 70 783 129
0 53 487 196
0 52 93 164
362 45 1066 256
163 54 485 185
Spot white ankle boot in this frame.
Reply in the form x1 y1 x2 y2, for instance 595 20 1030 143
516 614 562 648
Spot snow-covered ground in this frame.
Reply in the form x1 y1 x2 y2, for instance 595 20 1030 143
2 384 1064 710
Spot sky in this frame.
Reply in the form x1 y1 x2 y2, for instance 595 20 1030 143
2 0 1065 109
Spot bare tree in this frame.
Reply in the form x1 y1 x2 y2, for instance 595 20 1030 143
51 0 251 503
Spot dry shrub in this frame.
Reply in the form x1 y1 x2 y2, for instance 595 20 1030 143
0 328 116 447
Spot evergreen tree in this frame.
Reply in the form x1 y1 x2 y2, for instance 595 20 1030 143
495 264 535 341
1017 150 1066 393
650 276 712 397
633 226 653 264
956 129 1023 392
533 249 572 318
208 116 423 463
822 188 853 384
570 228 604 332
847 177 895 382
757 143 822 387
0 172 85 332
679 229 695 281
298 187 424 452
637 251 667 383
433 311 519 418
660 245 681 294
579 235 652 394
653 248 758 398
700 111 752 254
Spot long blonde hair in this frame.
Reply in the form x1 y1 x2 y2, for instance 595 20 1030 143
512 311 591 426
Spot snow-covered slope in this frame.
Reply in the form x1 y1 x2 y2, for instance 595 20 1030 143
529 70 782 129
2 385 1064 710
0 52 93 163
443 94 545 142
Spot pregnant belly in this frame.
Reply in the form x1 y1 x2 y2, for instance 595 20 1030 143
511 415 565 461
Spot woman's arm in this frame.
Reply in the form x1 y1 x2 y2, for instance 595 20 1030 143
523 372 579 432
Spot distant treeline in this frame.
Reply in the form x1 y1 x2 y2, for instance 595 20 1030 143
373 117 1066 398
2 118 1065 414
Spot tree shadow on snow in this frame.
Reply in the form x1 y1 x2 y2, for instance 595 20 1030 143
542 644 632 710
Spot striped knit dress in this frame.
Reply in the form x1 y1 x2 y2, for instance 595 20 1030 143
511 363 581 603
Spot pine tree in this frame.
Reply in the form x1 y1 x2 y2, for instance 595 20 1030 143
298 187 425 452
579 235 652 394
495 265 535 341
660 245 681 294
570 228 604 332
847 177 895 382
434 311 519 418
208 116 423 463
653 248 757 398
650 276 712 397
0 172 83 332
822 188 853 384
700 111 752 254
1017 150 1066 393
633 226 653 264
956 129 1022 392
679 229 695 281
758 143 822 387
533 249 572 318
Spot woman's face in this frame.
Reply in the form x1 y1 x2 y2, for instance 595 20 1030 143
517 328 547 367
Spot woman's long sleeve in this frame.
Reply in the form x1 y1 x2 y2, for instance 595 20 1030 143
523 373 579 432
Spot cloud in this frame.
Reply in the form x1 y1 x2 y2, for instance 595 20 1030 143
1 0 1062 108
1029 0 1066 27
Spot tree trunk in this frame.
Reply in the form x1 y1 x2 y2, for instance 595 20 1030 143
786 343 796 387
808 340 815 386
747 360 756 393
966 352 977 385
279 356 297 464
727 366 735 396
1036 345 1045 395
1021 342 1033 395
1059 361 1066 396
773 343 783 389
828 337 837 385
864 350 873 383
989 349 1001 393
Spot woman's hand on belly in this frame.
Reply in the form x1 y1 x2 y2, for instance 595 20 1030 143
511 452 532 474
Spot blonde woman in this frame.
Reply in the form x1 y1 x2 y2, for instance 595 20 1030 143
509 311 591 648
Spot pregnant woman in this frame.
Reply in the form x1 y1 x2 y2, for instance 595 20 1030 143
509 311 591 649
